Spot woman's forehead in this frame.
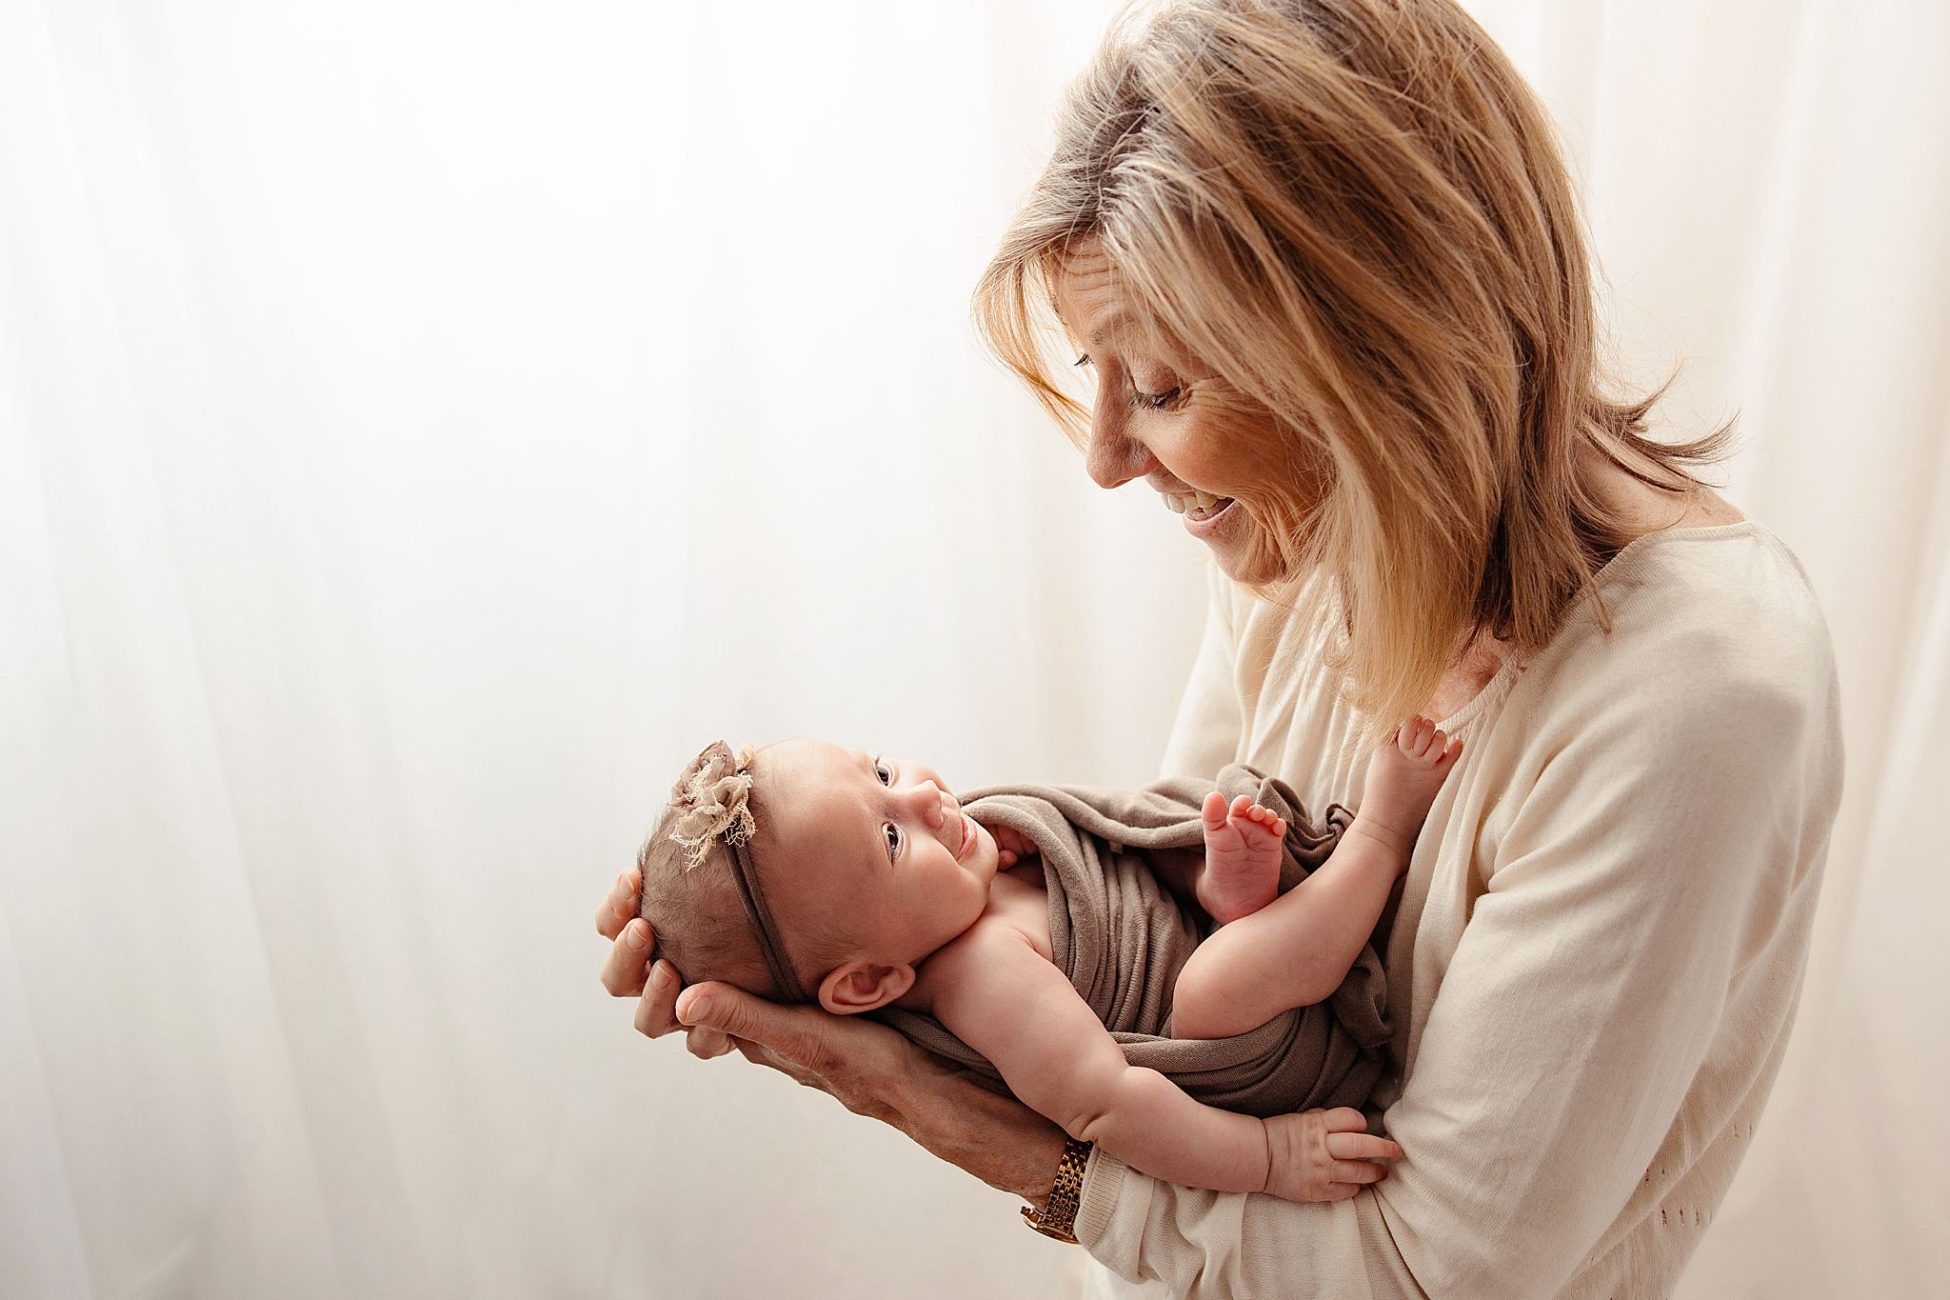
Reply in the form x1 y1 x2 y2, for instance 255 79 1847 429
1050 243 1127 339
1051 244 1182 361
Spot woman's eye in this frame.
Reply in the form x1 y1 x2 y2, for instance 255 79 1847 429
883 822 901 858
874 757 893 785
1133 386 1182 411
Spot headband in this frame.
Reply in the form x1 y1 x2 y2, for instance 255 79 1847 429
722 830 810 1005
666 740 809 1004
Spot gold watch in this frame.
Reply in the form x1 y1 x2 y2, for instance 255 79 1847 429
1021 1138 1094 1243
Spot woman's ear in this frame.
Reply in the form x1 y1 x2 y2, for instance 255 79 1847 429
817 961 916 1016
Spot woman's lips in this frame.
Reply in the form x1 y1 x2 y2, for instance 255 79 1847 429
1184 497 1240 537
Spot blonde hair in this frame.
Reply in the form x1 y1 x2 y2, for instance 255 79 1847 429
974 0 1733 741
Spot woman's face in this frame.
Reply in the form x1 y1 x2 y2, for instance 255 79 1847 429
1049 241 1296 585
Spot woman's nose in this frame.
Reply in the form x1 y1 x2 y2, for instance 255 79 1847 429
1084 401 1158 489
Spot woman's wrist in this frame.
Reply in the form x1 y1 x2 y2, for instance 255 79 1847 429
894 1051 1070 1207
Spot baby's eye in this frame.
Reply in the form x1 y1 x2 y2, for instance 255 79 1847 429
883 822 902 860
873 757 894 785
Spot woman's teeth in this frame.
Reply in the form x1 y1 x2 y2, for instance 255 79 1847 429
1166 491 1234 521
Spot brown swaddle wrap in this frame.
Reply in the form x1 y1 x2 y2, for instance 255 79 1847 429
876 763 1392 1119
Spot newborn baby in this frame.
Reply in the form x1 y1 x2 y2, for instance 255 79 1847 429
639 720 1460 1202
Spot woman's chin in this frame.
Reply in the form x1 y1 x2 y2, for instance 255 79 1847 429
1202 516 1287 586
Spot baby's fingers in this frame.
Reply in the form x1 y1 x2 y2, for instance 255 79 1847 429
1327 1159 1389 1185
1325 1131 1403 1162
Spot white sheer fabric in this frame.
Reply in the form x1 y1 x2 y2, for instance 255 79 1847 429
1 2 1942 1296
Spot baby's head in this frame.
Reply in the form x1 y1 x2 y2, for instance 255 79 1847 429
638 737 1001 1016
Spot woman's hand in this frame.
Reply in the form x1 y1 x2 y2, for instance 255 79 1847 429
596 866 731 1056
1262 1107 1403 1202
596 866 1070 1204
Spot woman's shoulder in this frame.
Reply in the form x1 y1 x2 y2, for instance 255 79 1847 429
1512 520 1840 741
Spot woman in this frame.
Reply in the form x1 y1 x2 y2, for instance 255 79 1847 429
597 1 1843 1294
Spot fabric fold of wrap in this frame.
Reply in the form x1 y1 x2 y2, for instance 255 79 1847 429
876 763 1392 1119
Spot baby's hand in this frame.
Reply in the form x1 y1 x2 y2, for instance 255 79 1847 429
1196 792 1287 925
1261 1107 1402 1202
986 821 1038 868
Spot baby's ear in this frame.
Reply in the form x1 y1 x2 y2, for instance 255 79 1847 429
817 961 915 1016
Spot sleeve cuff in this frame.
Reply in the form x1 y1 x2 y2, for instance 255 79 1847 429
1075 1147 1131 1247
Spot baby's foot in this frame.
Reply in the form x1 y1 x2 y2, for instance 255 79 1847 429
1196 792 1288 925
1349 716 1462 863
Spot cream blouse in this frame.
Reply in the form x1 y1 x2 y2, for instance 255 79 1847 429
1074 521 1845 1299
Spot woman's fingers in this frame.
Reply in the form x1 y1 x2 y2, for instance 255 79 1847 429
684 1024 734 1059
1324 1132 1403 1161
631 957 686 1038
597 871 710 1048
601 919 654 997
676 983 833 1076
596 867 642 940
673 981 913 1111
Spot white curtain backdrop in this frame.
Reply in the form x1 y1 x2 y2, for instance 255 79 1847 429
2 2 1943 1296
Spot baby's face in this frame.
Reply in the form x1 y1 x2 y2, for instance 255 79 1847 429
759 737 1000 970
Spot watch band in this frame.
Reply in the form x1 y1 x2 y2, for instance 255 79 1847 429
1021 1137 1094 1243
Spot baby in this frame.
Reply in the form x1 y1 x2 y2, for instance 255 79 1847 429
639 719 1460 1202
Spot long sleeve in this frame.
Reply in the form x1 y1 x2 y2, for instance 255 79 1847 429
1078 527 1845 1299
1158 561 1242 781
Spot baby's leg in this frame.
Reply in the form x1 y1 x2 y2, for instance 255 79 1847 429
1193 792 1287 925
1172 719 1461 1040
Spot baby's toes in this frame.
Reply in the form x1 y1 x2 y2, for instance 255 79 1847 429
1202 790 1230 829
1233 803 1285 839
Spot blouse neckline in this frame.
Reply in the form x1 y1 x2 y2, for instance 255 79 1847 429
1432 519 1762 732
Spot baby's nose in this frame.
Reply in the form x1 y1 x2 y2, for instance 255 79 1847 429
913 779 949 828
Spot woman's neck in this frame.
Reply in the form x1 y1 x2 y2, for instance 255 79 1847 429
1426 452 1744 722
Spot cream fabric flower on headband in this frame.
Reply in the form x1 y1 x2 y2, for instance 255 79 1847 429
666 741 758 869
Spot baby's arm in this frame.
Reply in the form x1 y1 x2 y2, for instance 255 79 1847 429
929 924 1371 1200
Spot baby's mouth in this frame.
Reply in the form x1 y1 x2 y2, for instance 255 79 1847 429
958 814 974 860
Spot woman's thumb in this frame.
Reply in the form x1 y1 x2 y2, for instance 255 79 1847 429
677 982 799 1054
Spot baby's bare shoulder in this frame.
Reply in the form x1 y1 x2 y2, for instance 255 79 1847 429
922 912 1046 998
